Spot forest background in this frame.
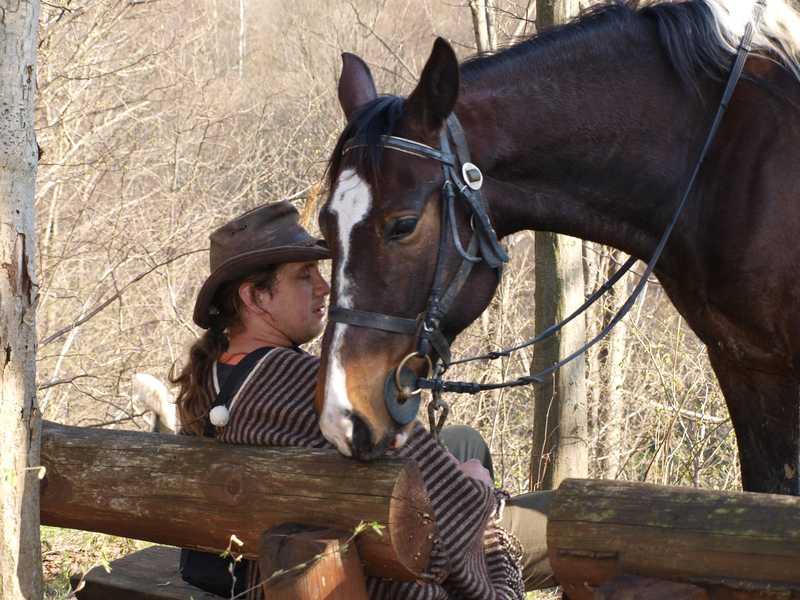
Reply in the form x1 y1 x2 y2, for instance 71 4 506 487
35 0 739 596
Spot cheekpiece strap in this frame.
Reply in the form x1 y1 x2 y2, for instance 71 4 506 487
441 115 509 268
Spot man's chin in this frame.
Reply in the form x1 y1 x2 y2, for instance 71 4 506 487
294 323 324 346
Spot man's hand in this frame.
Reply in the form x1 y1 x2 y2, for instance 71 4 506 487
458 458 493 487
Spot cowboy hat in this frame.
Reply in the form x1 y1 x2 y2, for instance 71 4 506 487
193 201 330 328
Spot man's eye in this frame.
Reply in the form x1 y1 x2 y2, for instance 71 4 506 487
386 217 418 240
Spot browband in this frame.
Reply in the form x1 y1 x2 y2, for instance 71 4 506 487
343 134 456 165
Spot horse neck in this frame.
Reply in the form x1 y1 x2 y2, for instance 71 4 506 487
456 22 718 264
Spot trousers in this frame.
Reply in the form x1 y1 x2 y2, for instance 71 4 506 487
439 425 557 591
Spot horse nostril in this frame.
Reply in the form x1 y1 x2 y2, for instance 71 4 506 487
350 413 374 460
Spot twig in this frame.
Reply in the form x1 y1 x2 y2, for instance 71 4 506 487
82 411 148 429
37 374 98 391
40 248 207 347
649 401 728 424
346 1 418 83
42 1 72 11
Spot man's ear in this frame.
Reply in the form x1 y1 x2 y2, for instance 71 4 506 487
405 37 460 132
238 282 267 315
338 53 378 121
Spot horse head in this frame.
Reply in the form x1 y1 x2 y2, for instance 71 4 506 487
315 39 503 459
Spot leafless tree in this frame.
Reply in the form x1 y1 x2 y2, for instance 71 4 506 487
0 0 42 597
528 0 587 491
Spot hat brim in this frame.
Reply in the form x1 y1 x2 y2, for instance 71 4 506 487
193 241 331 329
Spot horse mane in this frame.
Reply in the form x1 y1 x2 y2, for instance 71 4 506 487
327 0 800 184
462 0 800 92
326 95 404 193
700 0 800 80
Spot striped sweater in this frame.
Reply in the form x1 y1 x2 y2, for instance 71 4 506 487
213 346 524 600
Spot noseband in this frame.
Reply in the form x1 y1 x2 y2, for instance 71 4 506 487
327 114 509 425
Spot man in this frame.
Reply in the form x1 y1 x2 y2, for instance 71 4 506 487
175 201 550 599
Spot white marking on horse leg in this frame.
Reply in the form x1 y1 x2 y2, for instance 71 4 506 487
320 169 373 454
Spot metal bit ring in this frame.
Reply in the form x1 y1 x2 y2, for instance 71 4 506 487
395 352 433 398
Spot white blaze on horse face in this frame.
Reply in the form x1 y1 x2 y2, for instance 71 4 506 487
321 169 373 456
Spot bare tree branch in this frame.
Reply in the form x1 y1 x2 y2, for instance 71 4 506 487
37 374 98 391
347 1 418 82
40 248 208 347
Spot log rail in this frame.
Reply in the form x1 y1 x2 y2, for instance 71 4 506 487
39 421 434 581
549 478 800 599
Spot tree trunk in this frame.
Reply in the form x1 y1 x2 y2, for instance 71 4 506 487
536 0 580 27
469 0 494 53
486 0 498 52
0 1 42 598
512 1 538 40
528 0 586 493
238 0 246 79
583 241 605 468
604 249 630 478
530 232 588 489
259 525 369 600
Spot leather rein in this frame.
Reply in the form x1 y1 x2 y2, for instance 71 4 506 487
327 0 767 434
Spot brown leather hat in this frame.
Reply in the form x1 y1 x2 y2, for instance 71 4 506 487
193 201 331 329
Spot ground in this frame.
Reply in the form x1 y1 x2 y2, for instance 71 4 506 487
41 526 560 599
41 526 148 599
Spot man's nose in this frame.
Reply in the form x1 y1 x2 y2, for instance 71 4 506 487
317 276 331 296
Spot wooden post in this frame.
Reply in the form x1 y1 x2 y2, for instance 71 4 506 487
0 0 42 597
259 524 368 600
548 479 800 599
529 0 587 496
39 421 434 580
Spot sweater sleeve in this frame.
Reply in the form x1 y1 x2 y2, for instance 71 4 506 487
392 422 523 599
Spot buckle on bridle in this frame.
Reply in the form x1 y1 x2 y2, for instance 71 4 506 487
461 162 483 191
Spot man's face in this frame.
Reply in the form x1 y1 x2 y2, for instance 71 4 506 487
258 261 330 345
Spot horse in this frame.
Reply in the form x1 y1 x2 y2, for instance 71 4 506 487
314 0 800 495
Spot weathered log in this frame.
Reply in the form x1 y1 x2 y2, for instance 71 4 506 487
40 421 434 581
259 524 368 599
548 479 800 600
594 576 710 600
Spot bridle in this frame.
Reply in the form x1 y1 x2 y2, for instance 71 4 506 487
327 0 767 437
328 114 509 426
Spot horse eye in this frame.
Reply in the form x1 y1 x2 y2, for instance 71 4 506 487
386 217 419 240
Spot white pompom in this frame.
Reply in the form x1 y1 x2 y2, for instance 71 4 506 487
209 405 230 427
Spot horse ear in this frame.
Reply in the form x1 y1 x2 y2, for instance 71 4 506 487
406 37 460 131
338 53 378 121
